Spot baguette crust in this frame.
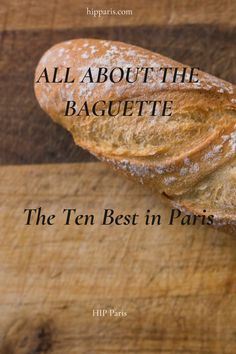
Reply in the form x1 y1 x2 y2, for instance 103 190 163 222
34 39 236 233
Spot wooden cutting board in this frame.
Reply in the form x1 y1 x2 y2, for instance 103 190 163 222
1 1 235 353
0 162 235 353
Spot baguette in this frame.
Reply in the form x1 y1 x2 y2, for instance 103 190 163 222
34 39 236 233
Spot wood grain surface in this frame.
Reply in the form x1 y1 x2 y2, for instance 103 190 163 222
0 1 236 352
0 162 236 353
0 0 235 31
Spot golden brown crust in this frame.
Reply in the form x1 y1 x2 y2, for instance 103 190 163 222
34 39 236 231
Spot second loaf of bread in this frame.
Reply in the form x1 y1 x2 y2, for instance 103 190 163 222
34 39 236 232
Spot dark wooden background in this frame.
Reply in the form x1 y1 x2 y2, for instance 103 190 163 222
0 0 235 164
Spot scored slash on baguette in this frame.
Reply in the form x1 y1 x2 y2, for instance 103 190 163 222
34 39 236 234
